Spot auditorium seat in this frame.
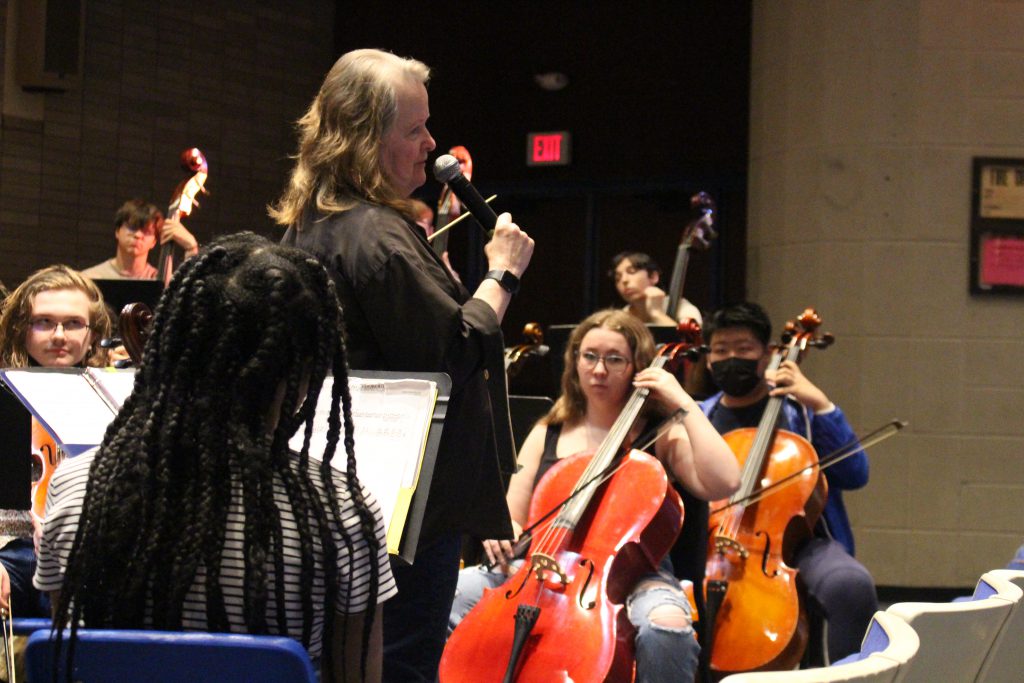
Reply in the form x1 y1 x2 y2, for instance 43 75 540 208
884 576 1015 683
717 610 918 682
975 569 1024 682
25 629 317 682
11 618 50 635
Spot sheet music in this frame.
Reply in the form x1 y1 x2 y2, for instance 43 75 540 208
84 367 137 411
0 369 119 451
290 376 437 550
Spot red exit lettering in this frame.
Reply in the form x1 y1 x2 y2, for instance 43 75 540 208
526 131 571 166
532 134 562 163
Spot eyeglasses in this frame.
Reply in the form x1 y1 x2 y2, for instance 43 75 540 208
576 350 632 373
29 317 90 334
122 222 157 236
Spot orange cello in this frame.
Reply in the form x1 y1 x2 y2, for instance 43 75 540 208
703 309 833 677
439 340 699 683
30 418 64 522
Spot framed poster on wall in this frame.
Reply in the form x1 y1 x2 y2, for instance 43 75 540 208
970 157 1024 295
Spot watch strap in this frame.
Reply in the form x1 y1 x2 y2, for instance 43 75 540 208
484 269 520 294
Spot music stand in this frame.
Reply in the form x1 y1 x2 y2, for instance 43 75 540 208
0 386 31 510
93 279 163 315
350 370 451 564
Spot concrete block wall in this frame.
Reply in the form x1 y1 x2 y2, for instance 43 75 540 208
0 0 333 289
749 0 1024 586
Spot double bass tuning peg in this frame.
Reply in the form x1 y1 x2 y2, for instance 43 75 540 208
810 333 835 349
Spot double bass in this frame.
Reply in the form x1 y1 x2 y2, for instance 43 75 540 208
155 148 208 286
439 340 699 683
665 191 716 321
704 309 833 677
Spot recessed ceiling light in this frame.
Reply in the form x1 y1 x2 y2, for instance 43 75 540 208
533 72 569 91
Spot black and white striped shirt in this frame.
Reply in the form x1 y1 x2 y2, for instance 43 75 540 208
34 448 397 660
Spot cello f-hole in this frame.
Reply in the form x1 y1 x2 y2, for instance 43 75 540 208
755 530 780 578
505 569 531 600
578 558 597 610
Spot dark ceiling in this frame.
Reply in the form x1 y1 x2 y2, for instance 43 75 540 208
332 2 752 377
334 1 752 186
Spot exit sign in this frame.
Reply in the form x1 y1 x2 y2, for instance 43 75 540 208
527 131 571 166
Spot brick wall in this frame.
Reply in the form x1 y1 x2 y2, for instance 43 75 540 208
0 0 333 288
749 0 1024 586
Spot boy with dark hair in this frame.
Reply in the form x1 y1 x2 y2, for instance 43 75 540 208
699 301 877 664
610 251 702 325
82 199 198 280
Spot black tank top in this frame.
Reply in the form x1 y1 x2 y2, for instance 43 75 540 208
532 423 563 490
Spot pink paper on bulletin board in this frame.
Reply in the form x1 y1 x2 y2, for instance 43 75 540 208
980 234 1024 287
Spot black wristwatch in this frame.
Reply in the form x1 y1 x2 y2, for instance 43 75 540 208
484 269 520 294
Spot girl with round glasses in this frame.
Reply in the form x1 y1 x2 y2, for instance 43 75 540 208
0 265 112 676
0 265 111 370
447 308 739 683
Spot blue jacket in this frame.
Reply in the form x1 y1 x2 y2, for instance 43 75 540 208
700 392 868 556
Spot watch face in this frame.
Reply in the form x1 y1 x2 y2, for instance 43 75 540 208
488 270 518 293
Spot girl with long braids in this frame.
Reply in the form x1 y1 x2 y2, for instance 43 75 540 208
33 233 396 682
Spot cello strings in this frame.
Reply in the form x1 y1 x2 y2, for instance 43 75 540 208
710 419 906 514
529 355 669 563
720 343 798 539
524 350 683 576
497 408 688 570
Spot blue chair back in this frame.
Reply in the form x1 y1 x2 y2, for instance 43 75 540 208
25 629 317 682
11 618 51 636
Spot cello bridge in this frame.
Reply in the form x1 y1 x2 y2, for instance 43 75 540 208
714 535 749 559
530 553 570 585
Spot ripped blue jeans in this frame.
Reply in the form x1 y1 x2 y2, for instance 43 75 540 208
628 570 700 683
449 559 699 683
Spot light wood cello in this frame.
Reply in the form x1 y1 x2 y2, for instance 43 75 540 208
703 309 833 677
30 419 63 524
439 339 700 683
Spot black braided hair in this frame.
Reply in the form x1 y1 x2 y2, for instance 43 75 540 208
51 232 381 681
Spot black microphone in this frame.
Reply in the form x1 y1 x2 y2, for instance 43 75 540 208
432 154 498 233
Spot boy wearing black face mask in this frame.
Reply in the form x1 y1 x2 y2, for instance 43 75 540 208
698 302 877 665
